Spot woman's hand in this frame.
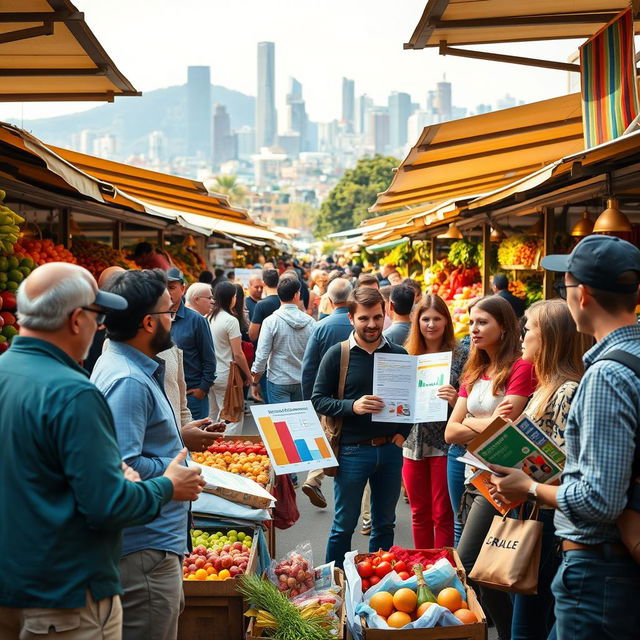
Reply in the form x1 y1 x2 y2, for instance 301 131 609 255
436 384 458 407
491 399 513 419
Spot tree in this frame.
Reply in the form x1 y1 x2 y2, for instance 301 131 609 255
314 154 398 238
207 175 248 206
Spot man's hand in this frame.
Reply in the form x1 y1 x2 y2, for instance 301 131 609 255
187 388 206 401
121 461 141 482
488 464 531 503
163 448 206 501
252 372 263 384
391 434 405 448
436 384 458 407
250 384 264 402
353 395 385 415
181 419 225 451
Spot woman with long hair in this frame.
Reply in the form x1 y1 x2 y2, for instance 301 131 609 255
402 295 469 548
445 295 537 640
208 281 252 435
507 300 589 640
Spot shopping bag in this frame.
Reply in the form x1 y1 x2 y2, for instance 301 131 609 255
220 360 245 423
272 474 300 529
469 505 542 594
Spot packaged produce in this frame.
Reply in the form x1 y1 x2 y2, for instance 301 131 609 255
183 528 253 581
268 541 315 598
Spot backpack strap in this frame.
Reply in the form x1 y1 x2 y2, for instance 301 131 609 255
597 349 640 377
337 340 350 400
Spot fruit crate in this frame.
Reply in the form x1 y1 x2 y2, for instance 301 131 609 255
178 524 259 640
245 568 346 640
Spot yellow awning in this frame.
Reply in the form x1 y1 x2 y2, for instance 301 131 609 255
371 92 584 213
0 0 139 102
406 1 638 49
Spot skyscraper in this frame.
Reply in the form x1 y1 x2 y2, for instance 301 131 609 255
148 131 168 165
286 77 308 150
213 104 235 166
342 78 355 132
256 42 277 149
388 91 412 151
187 66 212 159
435 76 452 122
367 108 390 155
357 94 374 134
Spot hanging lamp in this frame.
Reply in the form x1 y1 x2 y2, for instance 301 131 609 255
593 198 632 233
437 222 463 239
570 211 595 237
527 216 543 236
490 226 505 242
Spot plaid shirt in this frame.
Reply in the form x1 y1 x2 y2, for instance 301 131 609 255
555 324 640 544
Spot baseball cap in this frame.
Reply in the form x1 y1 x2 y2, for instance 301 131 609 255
541 235 640 294
93 289 128 311
166 267 184 283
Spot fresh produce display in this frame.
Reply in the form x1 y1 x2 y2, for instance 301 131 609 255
525 278 543 306
0 191 24 255
70 238 137 279
271 552 315 598
166 239 207 282
14 238 76 267
0 255 35 293
447 240 481 269
497 235 542 268
189 439 270 486
424 259 481 301
0 291 17 353
239 574 337 640
183 529 253 581
508 279 526 300
355 550 433 593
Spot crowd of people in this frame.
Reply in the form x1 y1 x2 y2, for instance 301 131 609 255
0 234 639 640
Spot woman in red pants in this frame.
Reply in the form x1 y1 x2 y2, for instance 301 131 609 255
402 295 468 548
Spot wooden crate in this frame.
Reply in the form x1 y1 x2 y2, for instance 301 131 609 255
178 525 259 640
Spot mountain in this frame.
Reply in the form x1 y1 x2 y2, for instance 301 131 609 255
10 84 255 159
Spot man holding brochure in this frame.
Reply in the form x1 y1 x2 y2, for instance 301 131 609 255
312 287 410 567
489 235 640 640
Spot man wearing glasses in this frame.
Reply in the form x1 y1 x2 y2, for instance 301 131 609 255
91 269 198 640
0 263 204 640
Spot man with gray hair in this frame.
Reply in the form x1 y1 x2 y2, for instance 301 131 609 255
0 263 204 640
185 282 214 317
300 277 353 508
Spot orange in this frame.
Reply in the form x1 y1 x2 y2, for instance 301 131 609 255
218 569 231 580
459 600 468 609
369 591 394 618
387 611 412 628
392 588 417 613
436 587 463 612
416 602 435 617
454 609 478 624
206 567 216 575
194 569 208 581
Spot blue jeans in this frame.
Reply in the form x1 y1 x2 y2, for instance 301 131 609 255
447 445 466 545
187 393 209 420
326 442 403 568
266 380 303 404
552 548 640 640
511 506 560 640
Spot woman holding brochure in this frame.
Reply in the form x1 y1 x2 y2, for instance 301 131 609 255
504 300 588 640
402 294 469 548
445 296 536 640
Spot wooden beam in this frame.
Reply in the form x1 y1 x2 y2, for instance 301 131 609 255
0 22 53 45
439 42 581 73
433 14 618 30
157 229 165 249
59 208 71 249
430 236 436 269
0 91 140 102
112 221 122 250
482 223 491 296
0 67 107 77
542 209 555 300
0 10 82 22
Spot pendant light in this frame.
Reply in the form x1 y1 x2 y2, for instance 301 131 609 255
437 222 463 239
490 226 505 243
527 216 543 236
593 198 632 233
570 211 595 237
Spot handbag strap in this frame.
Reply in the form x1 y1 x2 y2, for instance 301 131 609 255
337 340 350 400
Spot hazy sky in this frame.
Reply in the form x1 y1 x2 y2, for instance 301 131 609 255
0 0 586 126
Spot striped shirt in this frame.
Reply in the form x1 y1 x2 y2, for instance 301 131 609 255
555 324 640 544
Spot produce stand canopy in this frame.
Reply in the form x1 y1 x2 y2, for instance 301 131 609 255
179 212 284 245
371 92 585 213
406 1 640 49
0 0 139 102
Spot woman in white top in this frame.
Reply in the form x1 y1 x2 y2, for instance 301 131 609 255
208 281 252 435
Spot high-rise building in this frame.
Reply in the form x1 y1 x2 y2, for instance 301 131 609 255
148 130 168 165
342 78 355 132
256 42 277 149
288 77 302 101
435 76 452 122
235 126 256 162
213 104 235 166
367 108 390 155
78 129 96 155
357 94 374 134
286 77 308 151
93 134 117 160
187 66 212 159
388 91 412 151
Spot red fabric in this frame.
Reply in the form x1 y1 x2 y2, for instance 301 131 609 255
459 358 536 398
241 340 255 367
402 457 453 549
272 474 300 530
388 546 456 569
136 252 171 270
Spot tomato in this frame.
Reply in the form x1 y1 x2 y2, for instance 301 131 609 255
372 557 381 567
392 560 406 573
369 575 381 586
356 561 374 578
375 561 393 578
397 571 410 581
381 552 395 563
361 578 371 592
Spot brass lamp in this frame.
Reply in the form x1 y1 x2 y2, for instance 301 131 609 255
593 198 632 233
570 211 595 237
490 226 505 242
437 222 463 239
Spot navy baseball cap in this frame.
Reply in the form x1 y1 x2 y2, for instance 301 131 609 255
166 267 184 283
541 235 640 294
93 289 127 311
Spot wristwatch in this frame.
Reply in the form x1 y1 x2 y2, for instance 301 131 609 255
527 481 539 499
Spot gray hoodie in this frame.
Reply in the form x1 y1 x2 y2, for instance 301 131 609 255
251 304 316 385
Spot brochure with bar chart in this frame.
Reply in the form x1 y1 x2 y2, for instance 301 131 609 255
372 351 452 423
249 401 338 475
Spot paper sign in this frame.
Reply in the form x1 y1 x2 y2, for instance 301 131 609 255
372 351 452 423
234 268 254 290
250 401 338 475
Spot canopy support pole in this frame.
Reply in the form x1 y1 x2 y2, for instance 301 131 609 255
482 223 491 296
542 208 555 300
112 221 122 250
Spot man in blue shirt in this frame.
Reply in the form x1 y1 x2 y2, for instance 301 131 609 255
490 235 640 640
167 267 216 419
92 269 196 640
301 277 353 508
0 263 203 640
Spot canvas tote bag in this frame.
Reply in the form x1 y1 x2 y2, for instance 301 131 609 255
320 340 350 478
469 505 543 595
220 360 245 423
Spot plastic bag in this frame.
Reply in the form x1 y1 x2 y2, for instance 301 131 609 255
291 588 343 637
268 541 315 598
